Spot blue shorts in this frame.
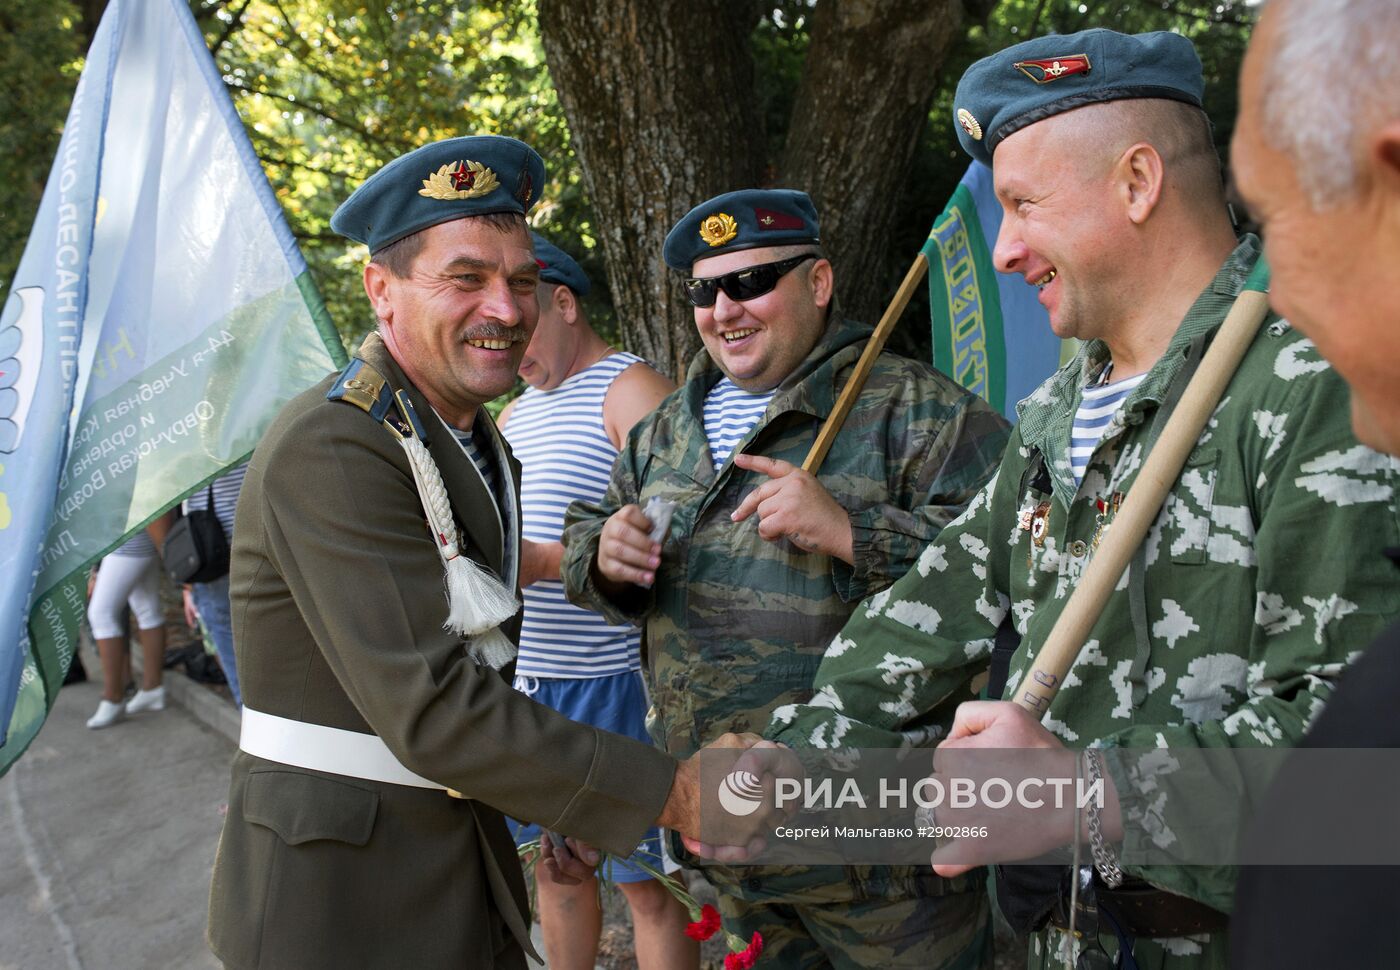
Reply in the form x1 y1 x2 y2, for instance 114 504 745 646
509 669 675 884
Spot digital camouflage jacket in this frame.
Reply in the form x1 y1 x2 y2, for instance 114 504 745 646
768 238 1400 966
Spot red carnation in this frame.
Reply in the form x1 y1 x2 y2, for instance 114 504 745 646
724 931 764 969
685 903 722 941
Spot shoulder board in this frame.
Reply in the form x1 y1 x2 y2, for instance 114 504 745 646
326 358 394 422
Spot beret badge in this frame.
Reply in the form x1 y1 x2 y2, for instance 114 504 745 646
957 108 983 141
419 159 499 201
699 212 738 248
1013 54 1091 84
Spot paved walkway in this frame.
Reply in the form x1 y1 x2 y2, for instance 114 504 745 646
0 665 584 969
0 677 229 970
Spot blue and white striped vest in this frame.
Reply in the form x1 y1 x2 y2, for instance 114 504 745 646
503 352 645 678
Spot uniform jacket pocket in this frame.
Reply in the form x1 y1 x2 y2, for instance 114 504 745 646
244 768 380 846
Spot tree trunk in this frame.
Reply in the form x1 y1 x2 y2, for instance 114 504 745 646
539 0 766 381
77 0 109 48
540 0 969 372
781 0 965 328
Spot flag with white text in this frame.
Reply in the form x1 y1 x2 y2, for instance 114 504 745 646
0 0 346 773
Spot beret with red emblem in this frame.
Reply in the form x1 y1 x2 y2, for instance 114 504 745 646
663 188 820 271
953 28 1204 167
331 135 545 253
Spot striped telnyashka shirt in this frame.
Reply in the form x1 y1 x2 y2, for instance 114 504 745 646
1069 370 1147 484
503 352 645 678
183 463 248 538
702 377 775 471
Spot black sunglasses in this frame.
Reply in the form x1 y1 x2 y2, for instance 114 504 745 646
681 253 818 308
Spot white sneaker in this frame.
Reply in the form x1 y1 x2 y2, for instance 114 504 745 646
126 686 166 714
86 699 126 729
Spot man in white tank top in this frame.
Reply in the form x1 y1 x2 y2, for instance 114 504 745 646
498 235 690 970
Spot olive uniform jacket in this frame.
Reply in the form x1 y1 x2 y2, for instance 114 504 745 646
208 333 676 970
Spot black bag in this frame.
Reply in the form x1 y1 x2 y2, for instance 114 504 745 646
164 641 227 685
163 484 230 583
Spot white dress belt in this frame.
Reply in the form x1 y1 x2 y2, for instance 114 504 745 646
239 707 447 791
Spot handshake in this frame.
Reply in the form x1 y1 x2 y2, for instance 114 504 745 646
542 732 800 885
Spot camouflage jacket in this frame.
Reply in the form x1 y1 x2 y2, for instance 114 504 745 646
769 238 1400 923
562 315 1010 758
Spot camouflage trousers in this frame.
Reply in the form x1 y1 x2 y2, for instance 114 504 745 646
1026 925 1229 969
710 869 992 970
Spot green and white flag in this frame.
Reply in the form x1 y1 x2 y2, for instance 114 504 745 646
924 161 1073 421
0 0 346 774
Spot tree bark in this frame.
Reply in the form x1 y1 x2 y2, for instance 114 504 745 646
539 0 766 380
540 0 969 373
781 0 965 328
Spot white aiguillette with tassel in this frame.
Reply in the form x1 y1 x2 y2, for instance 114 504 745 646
383 387 519 670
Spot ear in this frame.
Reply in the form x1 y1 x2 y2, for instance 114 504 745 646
1116 142 1165 225
1369 120 1400 198
809 258 835 310
554 284 580 325
363 262 395 325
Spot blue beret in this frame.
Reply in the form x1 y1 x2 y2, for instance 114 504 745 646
663 188 820 271
953 29 1204 167
331 135 545 253
530 233 590 296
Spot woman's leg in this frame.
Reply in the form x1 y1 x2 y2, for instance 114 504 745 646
127 556 165 691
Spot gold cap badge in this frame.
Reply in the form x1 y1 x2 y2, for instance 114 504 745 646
957 108 983 141
699 212 738 248
419 160 499 201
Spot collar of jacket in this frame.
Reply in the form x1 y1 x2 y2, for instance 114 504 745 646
353 330 519 578
1014 233 1267 468
666 315 873 480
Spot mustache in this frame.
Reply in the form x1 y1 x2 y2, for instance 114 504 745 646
462 324 525 343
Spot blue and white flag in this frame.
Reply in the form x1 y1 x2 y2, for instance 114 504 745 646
924 161 1073 420
0 0 346 774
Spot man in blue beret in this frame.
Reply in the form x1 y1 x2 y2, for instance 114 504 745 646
207 137 767 970
769 26 1398 970
496 235 691 969
562 188 1012 968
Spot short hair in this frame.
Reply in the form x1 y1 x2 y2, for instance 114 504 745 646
770 243 831 312
1056 97 1224 202
369 211 527 278
1261 0 1400 207
769 243 828 263
536 280 592 327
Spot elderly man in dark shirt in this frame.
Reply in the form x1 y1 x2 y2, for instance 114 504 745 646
1229 1 1400 966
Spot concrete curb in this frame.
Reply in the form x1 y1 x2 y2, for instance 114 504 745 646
157 657 241 743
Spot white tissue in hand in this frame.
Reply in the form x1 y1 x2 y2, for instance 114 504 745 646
643 496 676 544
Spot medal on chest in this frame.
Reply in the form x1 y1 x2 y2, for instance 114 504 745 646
1020 500 1053 568
1090 492 1124 551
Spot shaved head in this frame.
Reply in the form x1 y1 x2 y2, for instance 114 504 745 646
1049 98 1224 206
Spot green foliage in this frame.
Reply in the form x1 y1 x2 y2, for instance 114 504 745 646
3 0 1257 364
751 2 812 169
206 0 588 348
0 0 84 293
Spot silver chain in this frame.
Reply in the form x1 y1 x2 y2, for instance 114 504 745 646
1084 749 1124 888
